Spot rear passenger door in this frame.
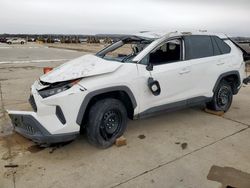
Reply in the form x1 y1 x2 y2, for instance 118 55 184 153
183 35 231 99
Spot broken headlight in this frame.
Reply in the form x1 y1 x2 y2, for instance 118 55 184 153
38 79 80 98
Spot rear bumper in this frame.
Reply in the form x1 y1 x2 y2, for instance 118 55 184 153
8 112 78 145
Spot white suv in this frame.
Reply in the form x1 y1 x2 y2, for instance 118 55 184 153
8 31 250 148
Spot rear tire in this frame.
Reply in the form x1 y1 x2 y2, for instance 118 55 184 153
86 98 127 148
206 80 233 112
21 41 24 45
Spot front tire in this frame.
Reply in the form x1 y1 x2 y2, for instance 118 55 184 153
86 98 127 148
206 80 233 112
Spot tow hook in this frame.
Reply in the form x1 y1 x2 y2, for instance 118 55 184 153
243 76 250 85
148 77 161 96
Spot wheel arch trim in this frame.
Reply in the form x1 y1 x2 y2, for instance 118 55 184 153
76 86 137 126
213 71 241 94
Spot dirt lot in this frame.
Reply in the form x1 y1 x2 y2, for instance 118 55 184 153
0 43 250 188
45 43 106 53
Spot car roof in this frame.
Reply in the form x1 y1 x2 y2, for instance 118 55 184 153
134 31 228 40
132 31 230 62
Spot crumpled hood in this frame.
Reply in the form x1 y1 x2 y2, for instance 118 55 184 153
40 54 122 83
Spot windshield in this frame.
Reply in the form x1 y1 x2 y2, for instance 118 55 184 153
96 36 153 62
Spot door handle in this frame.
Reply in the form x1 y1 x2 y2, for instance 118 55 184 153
217 61 225 65
179 68 190 75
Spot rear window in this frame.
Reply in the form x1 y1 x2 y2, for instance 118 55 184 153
184 35 213 60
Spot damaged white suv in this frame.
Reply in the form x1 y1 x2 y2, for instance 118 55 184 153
8 31 250 148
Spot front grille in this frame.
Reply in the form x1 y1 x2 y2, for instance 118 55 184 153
12 116 36 135
29 95 37 112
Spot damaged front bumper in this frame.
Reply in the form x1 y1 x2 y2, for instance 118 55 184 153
8 111 79 146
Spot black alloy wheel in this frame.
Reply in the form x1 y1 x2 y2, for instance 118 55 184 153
86 98 127 148
206 80 233 112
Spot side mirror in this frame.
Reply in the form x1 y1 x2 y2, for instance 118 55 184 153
148 77 161 96
146 63 153 71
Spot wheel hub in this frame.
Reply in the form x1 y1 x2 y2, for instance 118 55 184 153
220 95 228 105
102 110 120 135
217 86 230 107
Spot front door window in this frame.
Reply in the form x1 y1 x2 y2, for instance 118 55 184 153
149 39 182 65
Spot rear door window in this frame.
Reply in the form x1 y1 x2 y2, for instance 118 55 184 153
184 35 213 60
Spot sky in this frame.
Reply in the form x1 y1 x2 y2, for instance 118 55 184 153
0 0 250 37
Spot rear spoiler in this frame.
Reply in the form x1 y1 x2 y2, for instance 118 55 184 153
227 37 250 61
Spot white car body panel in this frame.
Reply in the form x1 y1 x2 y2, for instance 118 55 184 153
40 54 122 83
136 61 193 113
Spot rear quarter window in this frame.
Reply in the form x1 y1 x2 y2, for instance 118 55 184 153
212 36 231 54
211 36 221 56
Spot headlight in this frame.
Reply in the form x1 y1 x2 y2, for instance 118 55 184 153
38 79 80 98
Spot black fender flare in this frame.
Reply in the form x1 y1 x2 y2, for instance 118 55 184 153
76 86 137 126
213 71 241 94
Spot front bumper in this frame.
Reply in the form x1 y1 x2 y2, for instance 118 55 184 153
7 80 87 145
8 112 78 145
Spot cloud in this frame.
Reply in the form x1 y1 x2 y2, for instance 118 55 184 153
0 0 249 36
